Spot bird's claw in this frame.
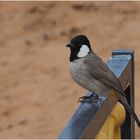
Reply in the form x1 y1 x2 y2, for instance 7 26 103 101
78 96 89 103
78 93 99 103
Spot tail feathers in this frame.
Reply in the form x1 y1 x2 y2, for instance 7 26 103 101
119 98 140 128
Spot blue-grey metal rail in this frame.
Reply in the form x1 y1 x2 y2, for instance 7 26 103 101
59 50 135 139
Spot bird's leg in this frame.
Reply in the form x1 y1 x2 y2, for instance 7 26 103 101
78 93 99 103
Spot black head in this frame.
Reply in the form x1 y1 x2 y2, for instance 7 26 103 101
66 35 92 62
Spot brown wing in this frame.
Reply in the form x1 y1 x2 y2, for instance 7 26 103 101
83 52 125 97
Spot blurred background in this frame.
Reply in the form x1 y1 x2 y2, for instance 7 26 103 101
0 1 139 138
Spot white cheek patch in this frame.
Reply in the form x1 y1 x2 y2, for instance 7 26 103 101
77 45 90 58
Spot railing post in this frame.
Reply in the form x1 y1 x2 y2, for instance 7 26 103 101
108 50 135 138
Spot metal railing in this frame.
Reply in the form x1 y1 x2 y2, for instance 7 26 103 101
59 50 135 139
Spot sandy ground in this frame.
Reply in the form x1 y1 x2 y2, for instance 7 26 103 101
0 1 140 138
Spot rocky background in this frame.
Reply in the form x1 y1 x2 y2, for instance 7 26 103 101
0 1 139 138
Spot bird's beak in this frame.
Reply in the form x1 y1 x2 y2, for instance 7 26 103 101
66 43 76 48
66 43 71 47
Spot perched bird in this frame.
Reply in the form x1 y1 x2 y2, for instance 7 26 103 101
66 35 140 127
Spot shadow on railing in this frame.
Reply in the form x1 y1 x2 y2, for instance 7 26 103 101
59 50 135 139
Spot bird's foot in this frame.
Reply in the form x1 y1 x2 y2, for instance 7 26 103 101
78 93 99 103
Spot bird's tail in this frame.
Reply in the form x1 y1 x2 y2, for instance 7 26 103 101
119 97 140 128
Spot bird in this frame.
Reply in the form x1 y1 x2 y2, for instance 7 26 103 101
66 34 140 128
